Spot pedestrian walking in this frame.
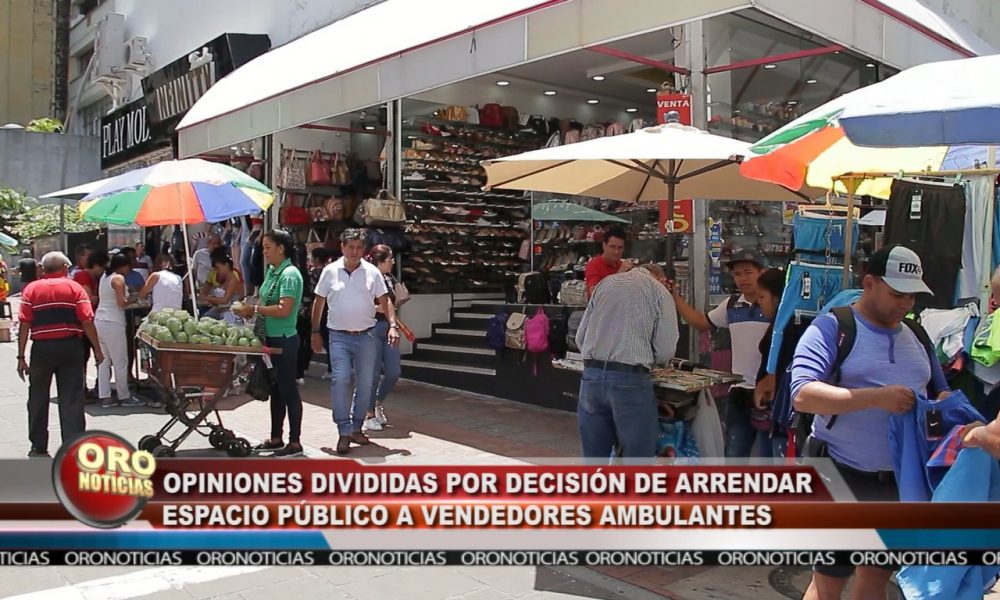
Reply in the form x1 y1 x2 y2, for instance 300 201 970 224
363 244 406 431
95 253 142 408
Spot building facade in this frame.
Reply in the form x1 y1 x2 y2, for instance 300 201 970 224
0 0 56 126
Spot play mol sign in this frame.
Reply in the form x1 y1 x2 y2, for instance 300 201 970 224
101 102 152 162
656 92 692 125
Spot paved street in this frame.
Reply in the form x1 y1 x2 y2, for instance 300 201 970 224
0 303 995 600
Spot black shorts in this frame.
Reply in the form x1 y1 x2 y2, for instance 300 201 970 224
814 460 898 578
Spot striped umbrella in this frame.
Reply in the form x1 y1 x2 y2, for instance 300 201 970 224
79 159 273 226
738 88 986 200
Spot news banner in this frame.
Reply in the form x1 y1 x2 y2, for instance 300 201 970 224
0 431 997 568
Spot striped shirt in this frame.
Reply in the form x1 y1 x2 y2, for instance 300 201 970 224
575 269 679 367
19 274 94 341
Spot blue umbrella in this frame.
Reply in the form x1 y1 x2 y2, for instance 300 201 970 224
839 54 1000 147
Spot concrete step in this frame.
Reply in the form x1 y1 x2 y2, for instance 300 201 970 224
400 359 495 376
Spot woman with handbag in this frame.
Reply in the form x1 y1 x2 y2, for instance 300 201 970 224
234 230 305 457
363 245 408 431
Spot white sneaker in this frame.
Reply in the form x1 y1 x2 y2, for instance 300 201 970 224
321 372 332 380
296 378 305 386
363 417 383 432
374 404 388 426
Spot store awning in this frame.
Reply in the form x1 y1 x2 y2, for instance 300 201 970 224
176 0 757 156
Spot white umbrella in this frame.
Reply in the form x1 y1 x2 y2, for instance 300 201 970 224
483 123 819 203
838 54 1000 148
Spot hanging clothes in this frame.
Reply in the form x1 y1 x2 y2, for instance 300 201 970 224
887 390 985 502
956 176 996 307
765 262 844 374
896 448 1000 600
884 179 966 309
919 303 980 362
791 211 859 256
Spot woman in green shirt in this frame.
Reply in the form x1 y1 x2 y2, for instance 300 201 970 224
235 229 304 457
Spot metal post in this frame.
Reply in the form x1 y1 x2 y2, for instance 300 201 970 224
665 162 676 267
842 178 859 288
58 48 97 252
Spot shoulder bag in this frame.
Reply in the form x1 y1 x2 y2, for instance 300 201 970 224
306 150 332 186
356 189 406 226
279 149 306 190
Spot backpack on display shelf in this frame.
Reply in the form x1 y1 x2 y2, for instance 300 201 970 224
524 308 550 353
559 280 587 306
566 310 585 352
505 310 527 350
485 310 508 350
548 308 570 358
517 272 550 305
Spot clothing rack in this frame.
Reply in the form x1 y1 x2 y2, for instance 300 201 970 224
833 168 1000 287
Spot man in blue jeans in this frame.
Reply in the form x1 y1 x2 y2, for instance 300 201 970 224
575 264 678 458
311 229 399 454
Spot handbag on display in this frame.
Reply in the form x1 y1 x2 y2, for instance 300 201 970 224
559 280 587 306
278 149 306 189
478 103 503 127
279 193 311 226
465 106 480 124
442 105 468 121
324 196 344 221
330 153 350 185
306 150 332 186
305 229 327 254
355 189 406 226
500 106 519 130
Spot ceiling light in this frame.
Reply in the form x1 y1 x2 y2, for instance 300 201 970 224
543 90 557 96
787 101 798 105
364 125 376 130
646 88 657 93
626 107 638 113
586 99 599 104
806 78 818 84
496 80 510 86
763 64 777 69
592 75 605 81
865 62 876 68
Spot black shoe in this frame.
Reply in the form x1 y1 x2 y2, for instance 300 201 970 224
350 431 372 446
27 448 49 458
336 437 351 455
273 444 303 458
254 439 284 451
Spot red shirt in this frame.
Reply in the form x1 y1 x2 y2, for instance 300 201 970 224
585 255 622 294
19 274 94 340
73 270 95 293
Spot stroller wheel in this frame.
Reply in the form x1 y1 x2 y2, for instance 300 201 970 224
226 438 252 458
152 445 176 458
138 435 160 452
209 429 232 450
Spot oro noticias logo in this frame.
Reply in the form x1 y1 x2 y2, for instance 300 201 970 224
52 431 157 528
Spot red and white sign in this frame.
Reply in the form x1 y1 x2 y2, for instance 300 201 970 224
656 92 692 125
659 199 695 234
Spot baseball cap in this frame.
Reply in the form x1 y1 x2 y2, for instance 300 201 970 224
725 249 765 270
867 245 933 295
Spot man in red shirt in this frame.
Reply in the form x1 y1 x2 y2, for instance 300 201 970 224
584 227 634 300
17 252 103 457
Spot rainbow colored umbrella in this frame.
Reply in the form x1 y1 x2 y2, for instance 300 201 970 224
738 86 986 200
79 159 273 226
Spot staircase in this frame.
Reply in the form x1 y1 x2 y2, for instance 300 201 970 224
401 293 505 395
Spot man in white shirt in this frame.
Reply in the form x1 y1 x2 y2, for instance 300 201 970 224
312 229 399 454
575 264 678 458
190 235 222 287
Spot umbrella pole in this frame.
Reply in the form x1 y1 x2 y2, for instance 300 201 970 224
664 160 676 268
179 197 199 320
842 178 859 289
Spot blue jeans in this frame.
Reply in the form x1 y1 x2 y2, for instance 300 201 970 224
725 388 756 458
372 320 402 408
577 367 657 458
329 328 378 435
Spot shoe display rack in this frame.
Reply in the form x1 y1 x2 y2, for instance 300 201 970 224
531 222 605 274
401 116 543 293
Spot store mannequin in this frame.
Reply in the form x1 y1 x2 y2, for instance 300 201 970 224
242 217 264 295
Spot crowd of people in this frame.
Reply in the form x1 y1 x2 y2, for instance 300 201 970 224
14 228 404 459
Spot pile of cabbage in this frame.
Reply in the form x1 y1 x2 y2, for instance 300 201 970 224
140 308 261 347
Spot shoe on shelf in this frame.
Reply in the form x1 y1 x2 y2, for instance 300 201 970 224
363 417 383 432
273 444 304 458
100 397 119 408
254 439 284 451
119 397 145 408
336 437 351 455
375 404 388 426
27 448 49 458
350 431 372 446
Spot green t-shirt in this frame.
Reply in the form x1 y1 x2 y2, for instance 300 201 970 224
260 258 303 337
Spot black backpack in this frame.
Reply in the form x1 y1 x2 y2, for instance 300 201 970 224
548 308 570 358
519 272 551 304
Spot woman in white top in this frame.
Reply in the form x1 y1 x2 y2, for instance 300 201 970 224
96 253 141 408
138 254 183 312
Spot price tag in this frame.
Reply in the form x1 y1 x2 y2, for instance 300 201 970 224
802 272 812 300
910 191 922 220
